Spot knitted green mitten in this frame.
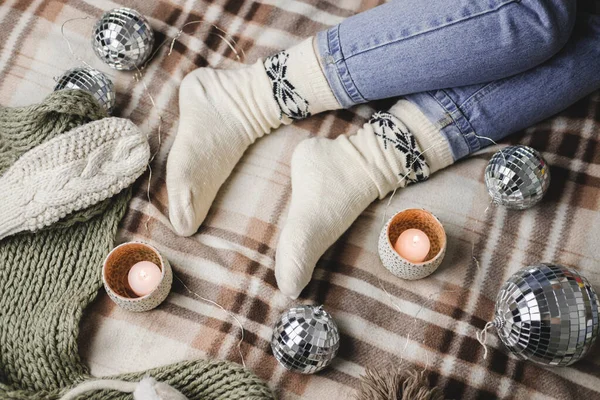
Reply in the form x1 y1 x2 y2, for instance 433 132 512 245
0 91 274 400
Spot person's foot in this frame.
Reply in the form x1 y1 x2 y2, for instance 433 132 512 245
166 38 340 236
275 100 453 298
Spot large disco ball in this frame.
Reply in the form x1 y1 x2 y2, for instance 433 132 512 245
493 263 599 366
484 145 550 210
271 305 340 374
54 67 115 113
92 7 154 70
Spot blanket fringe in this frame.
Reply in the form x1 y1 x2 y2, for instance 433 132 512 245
356 368 444 400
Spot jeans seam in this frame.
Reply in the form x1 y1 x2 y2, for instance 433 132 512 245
430 90 480 154
339 60 366 102
345 0 520 61
328 25 367 104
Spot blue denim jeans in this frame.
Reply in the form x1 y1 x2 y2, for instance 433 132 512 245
316 0 600 161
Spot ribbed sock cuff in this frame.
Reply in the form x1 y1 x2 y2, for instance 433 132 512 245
286 38 341 114
389 100 454 173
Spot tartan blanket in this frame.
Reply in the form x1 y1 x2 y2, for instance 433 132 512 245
1 1 599 399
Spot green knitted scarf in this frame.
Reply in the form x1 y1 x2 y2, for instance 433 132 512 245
0 91 274 400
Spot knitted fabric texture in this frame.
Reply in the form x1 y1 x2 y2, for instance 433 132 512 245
0 91 274 400
60 377 187 400
0 90 112 228
0 117 150 240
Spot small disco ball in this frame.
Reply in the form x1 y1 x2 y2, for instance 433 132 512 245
54 67 115 113
271 305 340 374
92 7 154 70
493 263 599 366
484 145 550 210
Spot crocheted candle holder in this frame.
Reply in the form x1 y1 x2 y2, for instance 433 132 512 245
103 242 172 312
378 209 446 280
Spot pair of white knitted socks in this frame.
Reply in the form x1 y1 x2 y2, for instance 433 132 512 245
166 38 453 299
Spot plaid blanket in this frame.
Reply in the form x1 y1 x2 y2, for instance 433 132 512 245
1 1 599 399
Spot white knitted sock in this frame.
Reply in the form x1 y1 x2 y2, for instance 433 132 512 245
0 117 149 240
166 37 340 236
275 100 454 298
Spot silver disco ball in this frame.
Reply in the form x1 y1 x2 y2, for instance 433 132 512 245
92 7 154 70
484 145 550 210
493 263 599 366
271 305 340 374
54 67 115 113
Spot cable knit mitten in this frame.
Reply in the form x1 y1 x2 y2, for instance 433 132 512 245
0 117 149 240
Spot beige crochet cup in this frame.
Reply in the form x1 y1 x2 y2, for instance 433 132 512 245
102 242 172 312
378 209 446 280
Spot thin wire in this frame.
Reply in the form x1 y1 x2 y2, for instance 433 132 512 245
467 135 503 271
174 273 247 368
132 64 163 232
60 16 94 71
139 20 245 68
476 321 495 359
143 165 156 231
473 134 502 148
377 277 408 366
131 21 244 231
378 277 460 371
470 199 495 270
209 32 244 62
474 134 507 164
212 24 246 61
381 142 440 226
471 243 481 270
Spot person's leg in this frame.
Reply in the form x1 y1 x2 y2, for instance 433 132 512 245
166 0 575 236
275 12 600 299
318 0 576 108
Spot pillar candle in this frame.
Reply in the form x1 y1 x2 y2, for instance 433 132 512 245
128 261 162 297
394 229 431 263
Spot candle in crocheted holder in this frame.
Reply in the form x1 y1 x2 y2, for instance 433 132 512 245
103 242 172 312
378 209 446 280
